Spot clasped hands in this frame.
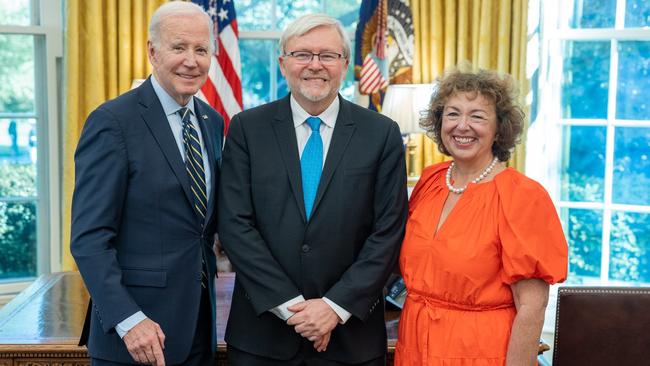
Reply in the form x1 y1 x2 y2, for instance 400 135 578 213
287 298 340 352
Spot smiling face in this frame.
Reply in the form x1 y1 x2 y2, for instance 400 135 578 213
279 25 349 115
148 13 211 106
441 91 498 167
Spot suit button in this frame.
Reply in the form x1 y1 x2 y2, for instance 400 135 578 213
301 244 310 253
197 273 202 281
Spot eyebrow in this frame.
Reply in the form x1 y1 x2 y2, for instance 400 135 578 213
444 105 489 114
169 40 209 48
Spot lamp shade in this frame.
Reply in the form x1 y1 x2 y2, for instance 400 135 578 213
381 84 436 133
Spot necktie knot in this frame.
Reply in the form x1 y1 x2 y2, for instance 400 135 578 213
178 107 191 125
306 117 321 132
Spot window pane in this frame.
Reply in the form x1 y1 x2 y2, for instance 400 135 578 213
275 0 321 30
236 0 273 31
609 211 650 284
0 0 31 26
560 126 606 202
0 118 37 173
0 201 37 280
241 39 274 109
276 62 288 100
340 42 356 101
616 41 650 120
0 34 35 114
567 0 615 28
326 0 363 33
625 0 650 28
613 127 650 206
564 208 602 281
561 41 609 119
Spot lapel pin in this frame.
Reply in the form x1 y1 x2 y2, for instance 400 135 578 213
202 115 208 120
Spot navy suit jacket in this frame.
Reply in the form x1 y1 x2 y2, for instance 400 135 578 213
71 77 223 364
218 94 408 363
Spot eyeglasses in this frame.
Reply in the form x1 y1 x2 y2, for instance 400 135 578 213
283 51 345 65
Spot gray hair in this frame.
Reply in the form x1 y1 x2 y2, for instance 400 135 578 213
149 1 215 53
279 13 351 59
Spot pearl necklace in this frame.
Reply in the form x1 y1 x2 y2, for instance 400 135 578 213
446 157 499 194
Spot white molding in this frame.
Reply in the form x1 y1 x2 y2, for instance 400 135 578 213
0 280 31 299
546 28 650 41
558 201 650 214
556 119 650 127
240 30 282 39
0 25 48 34
41 0 63 273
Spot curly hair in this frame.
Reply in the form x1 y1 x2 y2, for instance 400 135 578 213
420 68 525 162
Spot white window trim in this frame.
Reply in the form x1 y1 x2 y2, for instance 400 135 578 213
531 1 650 361
238 0 359 107
530 0 650 284
0 0 62 295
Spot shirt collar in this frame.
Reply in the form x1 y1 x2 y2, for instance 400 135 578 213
150 74 196 117
290 94 339 129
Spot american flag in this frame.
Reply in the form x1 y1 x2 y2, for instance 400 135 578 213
193 0 243 134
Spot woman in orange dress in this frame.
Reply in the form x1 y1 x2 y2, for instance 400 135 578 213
395 69 568 366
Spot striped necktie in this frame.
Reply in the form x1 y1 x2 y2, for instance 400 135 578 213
179 107 209 289
179 107 207 223
301 116 323 221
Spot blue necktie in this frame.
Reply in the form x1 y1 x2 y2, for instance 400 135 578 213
179 107 207 223
301 117 323 221
179 107 209 288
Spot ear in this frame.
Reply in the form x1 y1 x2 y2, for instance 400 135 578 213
278 56 287 78
147 41 157 66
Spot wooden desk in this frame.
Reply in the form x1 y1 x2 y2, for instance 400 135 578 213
0 272 400 365
0 272 89 366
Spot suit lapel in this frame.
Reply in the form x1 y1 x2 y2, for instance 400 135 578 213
272 96 307 222
138 78 195 210
312 96 355 216
194 99 220 229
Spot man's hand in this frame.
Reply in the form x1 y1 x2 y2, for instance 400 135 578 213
313 331 331 352
122 318 166 366
287 299 339 340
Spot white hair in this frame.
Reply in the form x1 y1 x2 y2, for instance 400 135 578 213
279 13 351 59
149 1 215 53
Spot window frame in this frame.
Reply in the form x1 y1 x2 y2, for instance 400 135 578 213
0 0 63 291
530 0 650 286
239 0 359 108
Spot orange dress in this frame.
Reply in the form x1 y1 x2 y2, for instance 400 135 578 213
395 162 568 366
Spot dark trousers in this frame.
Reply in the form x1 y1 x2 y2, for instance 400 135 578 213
227 342 386 366
92 288 213 366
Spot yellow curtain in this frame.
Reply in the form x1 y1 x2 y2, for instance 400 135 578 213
410 0 529 173
62 0 167 270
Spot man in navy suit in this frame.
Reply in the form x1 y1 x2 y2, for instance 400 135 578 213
70 2 223 365
218 13 408 366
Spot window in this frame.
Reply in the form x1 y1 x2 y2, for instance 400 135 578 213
529 0 650 286
0 0 62 290
237 0 362 109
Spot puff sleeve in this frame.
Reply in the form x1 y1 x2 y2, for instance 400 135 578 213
496 171 568 285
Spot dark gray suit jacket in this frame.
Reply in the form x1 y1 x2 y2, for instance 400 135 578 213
71 77 223 364
218 94 408 363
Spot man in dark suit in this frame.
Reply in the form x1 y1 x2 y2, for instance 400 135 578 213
218 13 408 366
70 2 223 365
